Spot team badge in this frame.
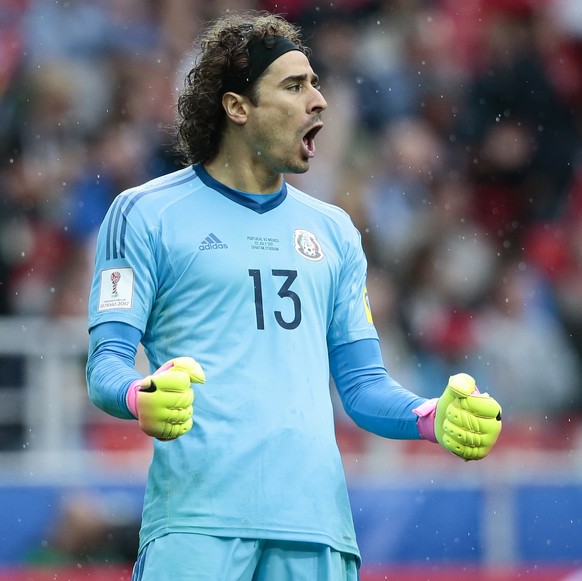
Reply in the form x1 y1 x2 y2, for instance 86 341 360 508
294 229 324 262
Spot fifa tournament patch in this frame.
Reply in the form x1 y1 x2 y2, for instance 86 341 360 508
98 267 134 311
363 287 374 324
294 229 324 261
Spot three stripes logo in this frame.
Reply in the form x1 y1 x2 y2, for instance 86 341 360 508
199 233 228 251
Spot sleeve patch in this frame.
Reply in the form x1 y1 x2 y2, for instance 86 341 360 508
98 267 134 311
363 287 374 324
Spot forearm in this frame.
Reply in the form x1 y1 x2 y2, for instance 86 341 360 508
330 338 427 440
86 322 143 419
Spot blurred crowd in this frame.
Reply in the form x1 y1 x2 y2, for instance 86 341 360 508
1 0 582 429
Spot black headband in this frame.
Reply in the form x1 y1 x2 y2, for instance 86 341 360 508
224 35 302 94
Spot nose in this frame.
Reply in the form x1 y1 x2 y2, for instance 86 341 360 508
309 85 327 114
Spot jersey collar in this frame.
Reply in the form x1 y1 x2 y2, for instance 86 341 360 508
193 164 287 214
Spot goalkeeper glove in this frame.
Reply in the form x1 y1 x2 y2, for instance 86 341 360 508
126 357 205 440
413 373 502 460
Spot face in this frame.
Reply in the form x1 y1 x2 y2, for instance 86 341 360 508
245 50 327 175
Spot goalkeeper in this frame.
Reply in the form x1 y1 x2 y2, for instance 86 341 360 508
86 9 501 581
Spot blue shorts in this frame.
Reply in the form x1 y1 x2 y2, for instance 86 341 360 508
132 532 359 581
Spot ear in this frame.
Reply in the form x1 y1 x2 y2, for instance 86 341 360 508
222 92 249 126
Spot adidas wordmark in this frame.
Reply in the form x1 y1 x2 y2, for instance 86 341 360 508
199 233 228 251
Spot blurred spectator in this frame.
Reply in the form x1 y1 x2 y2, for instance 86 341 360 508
26 493 139 566
366 266 423 390
394 177 497 394
459 2 579 234
355 117 447 273
289 6 365 202
351 1 427 132
534 168 582 369
474 258 582 419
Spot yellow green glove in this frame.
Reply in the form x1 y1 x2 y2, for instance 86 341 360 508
414 373 502 460
126 357 205 440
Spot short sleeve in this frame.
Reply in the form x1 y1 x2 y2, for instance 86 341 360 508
87 193 159 333
327 223 378 350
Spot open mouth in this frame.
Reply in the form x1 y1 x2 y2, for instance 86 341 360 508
302 124 323 159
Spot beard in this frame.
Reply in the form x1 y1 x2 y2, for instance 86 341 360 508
252 120 311 176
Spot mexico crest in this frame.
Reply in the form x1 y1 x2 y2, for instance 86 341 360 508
294 229 324 262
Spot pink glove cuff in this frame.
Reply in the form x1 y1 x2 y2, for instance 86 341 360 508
125 362 177 419
413 398 439 442
126 379 142 419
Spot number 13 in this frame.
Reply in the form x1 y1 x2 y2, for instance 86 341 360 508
248 269 302 330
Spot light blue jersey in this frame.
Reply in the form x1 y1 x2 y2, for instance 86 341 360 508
88 164 378 559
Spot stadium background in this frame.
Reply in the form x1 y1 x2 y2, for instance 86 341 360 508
1 0 582 579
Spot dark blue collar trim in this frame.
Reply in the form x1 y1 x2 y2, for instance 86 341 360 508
193 164 287 214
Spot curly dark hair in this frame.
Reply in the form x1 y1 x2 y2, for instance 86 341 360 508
175 11 309 166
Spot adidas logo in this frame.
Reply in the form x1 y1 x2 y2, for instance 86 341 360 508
199 233 228 251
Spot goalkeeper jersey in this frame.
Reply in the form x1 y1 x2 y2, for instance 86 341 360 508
88 164 378 559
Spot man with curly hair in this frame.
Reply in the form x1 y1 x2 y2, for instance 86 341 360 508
86 10 502 580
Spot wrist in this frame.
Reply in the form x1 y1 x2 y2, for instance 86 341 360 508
126 379 142 419
412 398 438 442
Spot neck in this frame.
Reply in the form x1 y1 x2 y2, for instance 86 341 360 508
204 151 283 194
